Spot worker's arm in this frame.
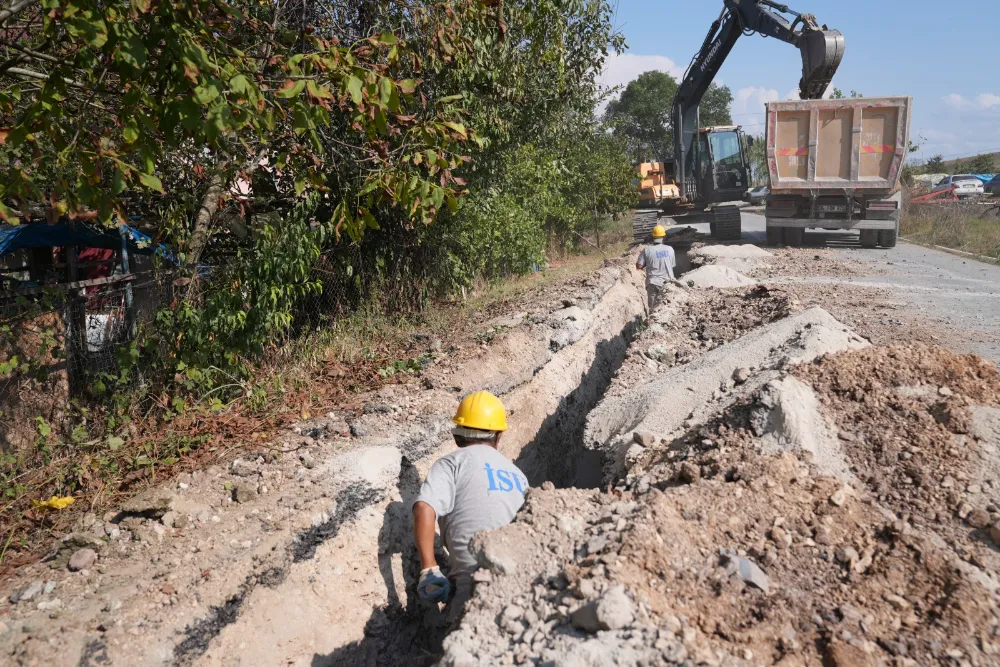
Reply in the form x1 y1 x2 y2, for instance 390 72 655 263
412 501 439 569
636 249 646 271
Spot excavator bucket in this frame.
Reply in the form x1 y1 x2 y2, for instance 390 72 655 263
798 29 845 99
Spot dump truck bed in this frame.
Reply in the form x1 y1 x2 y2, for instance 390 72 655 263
765 97 912 194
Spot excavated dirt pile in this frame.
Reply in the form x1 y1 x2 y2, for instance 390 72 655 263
442 307 1000 665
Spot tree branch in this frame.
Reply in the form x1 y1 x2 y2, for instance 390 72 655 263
5 65 87 89
0 0 39 28
0 38 79 70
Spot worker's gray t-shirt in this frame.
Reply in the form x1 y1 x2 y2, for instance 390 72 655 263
637 242 676 286
415 445 527 574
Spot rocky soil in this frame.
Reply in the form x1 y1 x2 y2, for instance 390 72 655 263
440 248 1000 667
4 242 1000 667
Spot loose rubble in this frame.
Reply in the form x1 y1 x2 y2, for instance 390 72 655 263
3 244 1000 667
440 248 1000 667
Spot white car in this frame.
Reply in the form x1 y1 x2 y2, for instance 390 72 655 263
933 174 984 197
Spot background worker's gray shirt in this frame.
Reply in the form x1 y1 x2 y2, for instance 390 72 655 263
637 242 676 286
415 445 527 574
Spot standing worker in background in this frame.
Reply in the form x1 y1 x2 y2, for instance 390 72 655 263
412 391 528 623
636 224 676 312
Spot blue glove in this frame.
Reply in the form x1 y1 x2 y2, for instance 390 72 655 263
418 566 450 602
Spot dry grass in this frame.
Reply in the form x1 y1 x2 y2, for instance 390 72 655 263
901 200 1000 260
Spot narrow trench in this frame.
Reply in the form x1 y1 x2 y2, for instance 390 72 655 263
156 276 651 667
310 306 647 666
514 315 644 488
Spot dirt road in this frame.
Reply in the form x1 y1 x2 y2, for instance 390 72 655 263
3 237 999 667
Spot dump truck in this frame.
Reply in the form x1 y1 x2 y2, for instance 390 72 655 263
764 96 912 248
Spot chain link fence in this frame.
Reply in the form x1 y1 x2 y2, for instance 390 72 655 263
0 273 174 448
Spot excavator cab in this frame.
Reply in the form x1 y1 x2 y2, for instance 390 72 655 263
686 126 752 204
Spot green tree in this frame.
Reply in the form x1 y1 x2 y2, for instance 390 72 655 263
966 153 996 173
700 84 734 127
603 70 732 161
603 70 677 162
747 134 767 185
0 0 489 254
925 155 946 173
830 88 863 99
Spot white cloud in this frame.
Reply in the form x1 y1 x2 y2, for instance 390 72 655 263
599 53 685 94
732 86 779 116
596 53 688 114
977 93 1000 108
942 93 1000 110
943 93 967 108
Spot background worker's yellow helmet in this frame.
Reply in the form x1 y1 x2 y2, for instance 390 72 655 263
453 391 508 432
651 224 666 238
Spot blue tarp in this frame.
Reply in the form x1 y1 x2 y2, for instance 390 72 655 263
971 174 996 183
0 221 176 262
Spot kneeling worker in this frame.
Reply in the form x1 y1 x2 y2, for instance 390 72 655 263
412 391 528 621
636 224 676 312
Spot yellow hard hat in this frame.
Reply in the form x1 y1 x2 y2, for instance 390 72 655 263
453 391 508 432
651 224 666 238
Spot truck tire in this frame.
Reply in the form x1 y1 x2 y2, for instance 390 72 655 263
784 228 804 247
859 229 878 248
765 225 783 246
878 228 897 248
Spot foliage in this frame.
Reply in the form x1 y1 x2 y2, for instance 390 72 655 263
0 0 637 554
154 194 325 373
925 155 946 173
0 0 487 245
960 153 996 174
747 134 767 186
829 88 863 99
604 70 732 161
699 84 734 128
603 70 676 162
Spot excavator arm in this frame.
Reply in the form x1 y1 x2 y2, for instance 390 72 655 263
673 0 845 200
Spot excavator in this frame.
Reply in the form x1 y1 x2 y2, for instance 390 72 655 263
634 0 845 242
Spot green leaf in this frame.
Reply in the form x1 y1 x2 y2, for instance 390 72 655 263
138 172 164 193
397 79 418 95
107 436 124 451
378 77 393 106
430 186 444 209
276 79 306 99
306 79 333 100
443 121 467 138
123 124 139 144
194 82 221 105
346 76 363 105
229 74 251 94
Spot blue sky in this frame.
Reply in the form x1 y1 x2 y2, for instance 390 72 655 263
600 0 1000 164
